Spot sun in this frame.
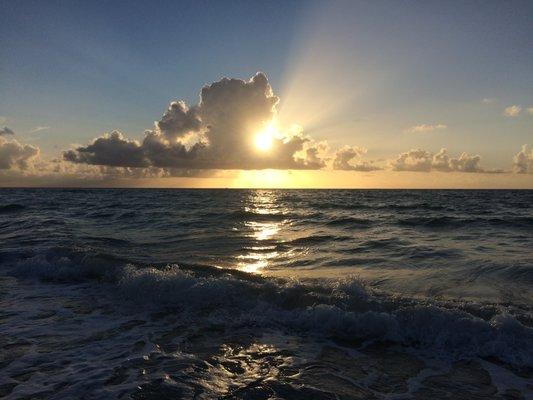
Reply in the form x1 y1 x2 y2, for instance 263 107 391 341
254 124 277 151
255 132 273 151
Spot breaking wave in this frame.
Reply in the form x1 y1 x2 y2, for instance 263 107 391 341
9 250 533 369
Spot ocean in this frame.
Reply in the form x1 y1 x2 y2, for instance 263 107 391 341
0 189 532 399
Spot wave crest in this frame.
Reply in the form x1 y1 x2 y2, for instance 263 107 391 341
9 252 531 369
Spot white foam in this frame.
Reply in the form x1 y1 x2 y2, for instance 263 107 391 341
7 256 533 368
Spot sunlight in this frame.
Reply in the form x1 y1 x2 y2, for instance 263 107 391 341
255 131 273 151
254 123 277 152
234 170 291 188
236 191 283 274
231 169 330 189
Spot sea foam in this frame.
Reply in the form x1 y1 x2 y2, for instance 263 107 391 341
10 252 533 369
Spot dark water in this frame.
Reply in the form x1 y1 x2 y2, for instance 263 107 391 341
0 189 532 398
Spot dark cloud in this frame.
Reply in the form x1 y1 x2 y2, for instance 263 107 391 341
63 73 328 170
63 131 148 167
0 136 39 169
0 127 15 136
156 101 201 141
513 144 533 174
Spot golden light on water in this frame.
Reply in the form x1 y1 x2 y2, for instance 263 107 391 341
237 191 283 274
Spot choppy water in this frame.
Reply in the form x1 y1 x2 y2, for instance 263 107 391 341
0 189 532 399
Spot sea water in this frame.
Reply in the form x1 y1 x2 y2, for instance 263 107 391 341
0 189 532 398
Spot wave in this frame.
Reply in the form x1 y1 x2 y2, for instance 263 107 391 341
0 204 26 214
306 201 449 212
386 202 448 211
232 210 287 221
324 216 374 227
6 250 533 370
397 216 533 230
284 234 351 246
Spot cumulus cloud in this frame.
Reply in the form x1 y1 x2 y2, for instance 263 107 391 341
64 131 148 167
64 73 326 170
504 105 522 117
156 101 201 142
405 124 447 133
390 148 489 173
447 152 483 172
294 140 329 169
390 149 433 172
0 136 40 170
1 140 215 186
333 145 381 171
0 71 504 181
513 145 533 174
0 127 15 136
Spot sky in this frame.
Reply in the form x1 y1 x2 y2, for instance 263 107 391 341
1 0 532 188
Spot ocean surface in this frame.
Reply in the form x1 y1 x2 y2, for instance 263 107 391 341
0 189 532 399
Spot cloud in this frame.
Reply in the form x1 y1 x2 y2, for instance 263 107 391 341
513 145 533 174
482 98 496 104
405 124 447 133
0 136 40 170
332 145 382 171
527 107 533 115
64 73 326 170
390 149 433 171
294 140 329 169
156 101 201 142
1 138 217 185
64 131 148 167
447 152 483 172
0 127 15 136
0 71 502 181
503 105 521 117
28 126 50 134
390 148 489 173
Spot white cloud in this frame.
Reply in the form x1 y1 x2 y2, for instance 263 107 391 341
482 98 496 104
332 145 382 171
0 136 40 170
390 148 491 173
28 126 51 134
512 144 533 174
405 124 447 133
503 105 522 117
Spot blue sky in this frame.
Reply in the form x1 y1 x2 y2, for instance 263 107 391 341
1 0 532 187
1 1 297 145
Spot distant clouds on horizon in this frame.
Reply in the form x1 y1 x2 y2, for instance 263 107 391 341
0 73 532 182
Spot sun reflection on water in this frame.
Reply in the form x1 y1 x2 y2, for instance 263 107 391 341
247 221 280 241
237 191 285 274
